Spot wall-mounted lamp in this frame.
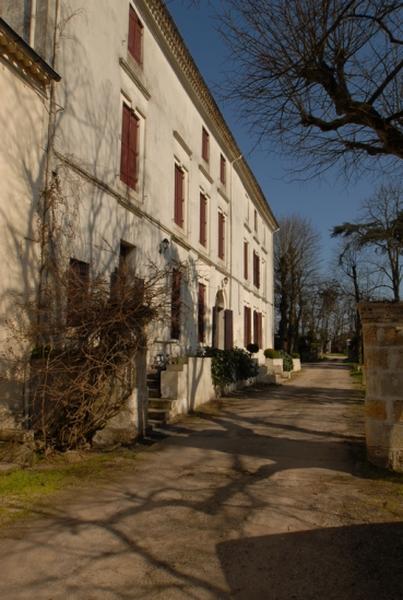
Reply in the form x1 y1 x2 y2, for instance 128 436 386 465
159 238 170 255
222 276 229 287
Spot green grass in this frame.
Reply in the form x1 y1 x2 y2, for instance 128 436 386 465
0 449 139 527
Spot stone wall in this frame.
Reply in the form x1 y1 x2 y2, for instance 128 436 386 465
359 302 403 472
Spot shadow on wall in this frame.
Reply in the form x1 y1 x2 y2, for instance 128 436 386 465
217 523 403 600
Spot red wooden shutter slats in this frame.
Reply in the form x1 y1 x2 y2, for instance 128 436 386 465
199 193 207 246
218 212 225 259
174 165 184 227
198 283 206 343
244 306 251 347
121 104 138 189
128 6 143 64
244 242 248 280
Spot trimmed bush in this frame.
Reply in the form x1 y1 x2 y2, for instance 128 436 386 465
247 343 259 354
264 348 282 359
279 350 293 371
205 347 259 388
291 352 300 359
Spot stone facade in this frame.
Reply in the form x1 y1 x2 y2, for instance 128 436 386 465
359 302 403 473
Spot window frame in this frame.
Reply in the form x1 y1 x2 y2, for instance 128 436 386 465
199 192 208 247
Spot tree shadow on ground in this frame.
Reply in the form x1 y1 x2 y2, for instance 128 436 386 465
217 522 403 600
0 374 400 599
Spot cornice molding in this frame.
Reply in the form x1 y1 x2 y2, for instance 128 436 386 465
137 0 279 231
0 17 60 87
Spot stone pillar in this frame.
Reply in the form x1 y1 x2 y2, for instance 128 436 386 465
359 302 403 472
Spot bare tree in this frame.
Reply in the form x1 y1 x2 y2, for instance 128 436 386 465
275 215 321 353
220 0 403 175
332 184 403 300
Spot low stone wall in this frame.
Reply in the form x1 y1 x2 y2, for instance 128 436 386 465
359 302 403 473
161 357 216 417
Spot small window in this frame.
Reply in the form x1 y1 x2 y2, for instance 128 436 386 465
198 283 206 343
171 268 182 339
174 164 185 227
220 154 226 185
67 258 89 325
244 306 251 347
218 212 225 260
120 103 139 189
244 241 248 280
128 5 143 65
199 192 208 247
202 127 209 163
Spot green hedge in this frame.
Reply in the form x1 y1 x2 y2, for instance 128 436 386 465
204 347 259 388
264 348 282 359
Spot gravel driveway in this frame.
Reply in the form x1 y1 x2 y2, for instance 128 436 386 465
0 361 402 599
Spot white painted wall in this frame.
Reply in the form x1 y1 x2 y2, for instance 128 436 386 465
51 0 276 365
0 58 50 426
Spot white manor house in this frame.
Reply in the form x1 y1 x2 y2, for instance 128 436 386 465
0 0 278 435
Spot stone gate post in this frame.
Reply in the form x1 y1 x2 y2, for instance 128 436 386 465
359 303 403 472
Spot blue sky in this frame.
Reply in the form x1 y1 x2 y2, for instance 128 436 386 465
167 1 381 267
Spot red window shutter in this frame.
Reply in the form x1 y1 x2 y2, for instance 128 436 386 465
171 268 181 339
199 193 207 246
244 242 248 280
258 313 263 349
121 105 139 189
253 310 259 345
224 309 234 350
220 154 226 184
128 6 143 64
128 112 139 188
218 212 225 259
202 127 209 162
120 104 130 185
244 306 251 347
67 258 89 326
174 165 184 227
212 306 218 348
257 255 260 289
198 283 206 343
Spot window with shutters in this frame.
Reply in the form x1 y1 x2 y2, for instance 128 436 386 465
111 241 136 301
67 258 90 326
244 306 252 347
253 251 260 289
254 209 258 233
220 154 226 185
202 127 209 163
128 5 143 65
174 164 185 227
218 211 225 260
244 241 249 280
199 192 208 247
171 268 182 339
198 283 206 343
253 311 263 348
120 103 139 190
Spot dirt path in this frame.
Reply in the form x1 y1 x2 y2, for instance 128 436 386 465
0 362 402 599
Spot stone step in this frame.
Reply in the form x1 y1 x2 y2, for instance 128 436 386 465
148 389 161 399
149 398 174 410
148 408 170 423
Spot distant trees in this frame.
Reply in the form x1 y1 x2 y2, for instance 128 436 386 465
220 0 403 174
274 215 321 353
332 185 403 301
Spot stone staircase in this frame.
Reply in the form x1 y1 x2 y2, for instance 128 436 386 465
146 370 174 428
